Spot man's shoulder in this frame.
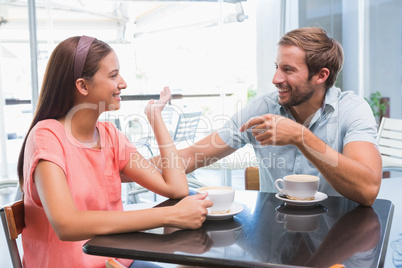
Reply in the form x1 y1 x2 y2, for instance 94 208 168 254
326 87 367 107
336 88 365 102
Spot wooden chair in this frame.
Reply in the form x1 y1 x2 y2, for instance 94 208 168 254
244 167 260 190
0 200 24 268
377 117 402 171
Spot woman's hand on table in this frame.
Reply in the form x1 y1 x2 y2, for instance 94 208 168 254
168 192 213 229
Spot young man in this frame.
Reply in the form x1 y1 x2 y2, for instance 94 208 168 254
152 27 382 207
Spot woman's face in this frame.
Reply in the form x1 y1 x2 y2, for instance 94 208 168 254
85 51 127 112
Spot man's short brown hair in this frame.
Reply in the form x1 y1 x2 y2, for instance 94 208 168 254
279 27 344 89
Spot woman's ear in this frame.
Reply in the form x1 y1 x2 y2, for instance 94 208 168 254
75 78 88 96
315 68 330 85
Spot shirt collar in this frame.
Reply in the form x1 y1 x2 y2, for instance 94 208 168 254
279 86 339 123
322 86 340 114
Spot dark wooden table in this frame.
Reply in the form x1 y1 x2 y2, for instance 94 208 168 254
83 191 394 267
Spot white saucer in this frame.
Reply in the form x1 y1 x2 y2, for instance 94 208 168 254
275 204 327 216
206 202 244 221
275 192 328 207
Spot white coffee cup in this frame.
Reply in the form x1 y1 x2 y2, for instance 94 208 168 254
275 212 320 232
275 175 319 200
197 186 235 214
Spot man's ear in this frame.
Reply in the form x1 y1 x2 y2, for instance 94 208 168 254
315 68 330 85
75 78 88 96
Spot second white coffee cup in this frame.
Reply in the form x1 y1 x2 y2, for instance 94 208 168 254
197 186 235 214
275 175 319 200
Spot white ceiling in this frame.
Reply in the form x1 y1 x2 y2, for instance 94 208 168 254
0 0 248 43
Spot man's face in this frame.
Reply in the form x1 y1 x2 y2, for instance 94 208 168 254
273 45 315 108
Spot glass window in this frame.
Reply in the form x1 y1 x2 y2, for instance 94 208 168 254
1 0 400 181
1 2 31 179
298 0 343 88
0 0 257 178
298 0 401 119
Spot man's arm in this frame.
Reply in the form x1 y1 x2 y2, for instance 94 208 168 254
240 114 382 206
298 130 381 206
150 131 238 174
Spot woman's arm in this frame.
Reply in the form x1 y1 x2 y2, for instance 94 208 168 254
34 160 211 241
150 131 238 174
123 87 189 199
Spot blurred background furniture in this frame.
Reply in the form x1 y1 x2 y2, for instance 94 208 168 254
377 117 402 177
161 105 175 136
125 110 205 204
244 166 259 190
0 179 21 204
0 179 18 189
172 111 202 147
203 144 258 187
0 200 24 268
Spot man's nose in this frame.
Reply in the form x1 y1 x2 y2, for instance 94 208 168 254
272 69 284 85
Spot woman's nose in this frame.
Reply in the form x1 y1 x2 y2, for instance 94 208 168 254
119 76 127 90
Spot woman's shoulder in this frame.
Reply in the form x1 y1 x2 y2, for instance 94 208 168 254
34 119 63 128
31 119 64 135
26 119 66 152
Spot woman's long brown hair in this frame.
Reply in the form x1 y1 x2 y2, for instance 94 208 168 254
17 36 112 191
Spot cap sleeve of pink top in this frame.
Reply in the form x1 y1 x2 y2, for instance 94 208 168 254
22 119 137 268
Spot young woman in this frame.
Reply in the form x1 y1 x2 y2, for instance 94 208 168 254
17 36 212 268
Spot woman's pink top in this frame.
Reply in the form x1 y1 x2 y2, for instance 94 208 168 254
22 119 137 268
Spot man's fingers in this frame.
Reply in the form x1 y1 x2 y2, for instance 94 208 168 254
240 118 263 132
240 115 272 132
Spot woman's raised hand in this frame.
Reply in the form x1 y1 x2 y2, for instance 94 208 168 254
144 86 171 120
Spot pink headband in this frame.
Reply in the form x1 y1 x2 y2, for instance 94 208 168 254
74 35 96 81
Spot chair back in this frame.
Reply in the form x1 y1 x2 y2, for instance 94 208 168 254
244 167 260 190
0 200 24 268
377 117 402 170
162 106 175 126
173 111 202 144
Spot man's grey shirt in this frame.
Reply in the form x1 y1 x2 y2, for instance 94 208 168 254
218 87 378 196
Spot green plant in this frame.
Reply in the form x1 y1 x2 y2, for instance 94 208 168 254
247 86 257 102
365 91 387 117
